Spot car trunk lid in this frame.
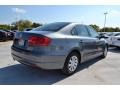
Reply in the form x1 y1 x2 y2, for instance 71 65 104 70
13 31 52 50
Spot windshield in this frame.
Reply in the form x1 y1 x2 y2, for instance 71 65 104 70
32 22 70 32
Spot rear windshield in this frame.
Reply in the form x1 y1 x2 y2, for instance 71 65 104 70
32 22 70 32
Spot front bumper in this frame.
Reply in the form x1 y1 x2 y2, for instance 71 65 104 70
11 46 66 69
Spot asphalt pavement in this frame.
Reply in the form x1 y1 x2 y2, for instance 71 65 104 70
0 41 120 85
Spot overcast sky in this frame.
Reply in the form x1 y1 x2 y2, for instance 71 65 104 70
0 5 120 28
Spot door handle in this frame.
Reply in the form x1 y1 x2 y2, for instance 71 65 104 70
79 40 83 43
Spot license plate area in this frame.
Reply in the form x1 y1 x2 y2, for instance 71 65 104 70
14 39 26 47
18 39 25 46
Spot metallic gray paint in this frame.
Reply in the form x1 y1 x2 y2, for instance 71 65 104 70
11 22 106 69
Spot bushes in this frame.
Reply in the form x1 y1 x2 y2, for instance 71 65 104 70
0 20 42 31
89 24 120 32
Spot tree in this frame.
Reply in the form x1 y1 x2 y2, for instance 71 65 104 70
12 20 42 31
114 27 120 32
1 22 120 32
89 24 100 32
32 22 42 28
0 24 10 30
12 20 33 31
100 27 120 32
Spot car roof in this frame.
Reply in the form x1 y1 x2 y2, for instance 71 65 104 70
51 22 86 25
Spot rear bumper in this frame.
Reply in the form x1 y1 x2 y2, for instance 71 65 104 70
0 37 7 41
11 46 66 69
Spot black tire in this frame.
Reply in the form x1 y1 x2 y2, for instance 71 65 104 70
62 52 80 75
101 46 108 58
3 38 7 41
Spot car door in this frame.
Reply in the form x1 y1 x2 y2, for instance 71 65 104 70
73 25 97 62
86 26 103 55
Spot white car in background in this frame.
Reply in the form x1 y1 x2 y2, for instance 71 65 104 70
105 32 114 46
99 32 120 48
110 32 120 48
99 32 114 46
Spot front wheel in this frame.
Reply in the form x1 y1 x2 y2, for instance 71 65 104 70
101 46 108 58
116 46 120 49
62 52 80 75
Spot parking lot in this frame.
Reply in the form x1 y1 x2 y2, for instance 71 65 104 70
0 41 120 85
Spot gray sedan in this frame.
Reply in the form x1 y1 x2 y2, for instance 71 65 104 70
11 22 108 75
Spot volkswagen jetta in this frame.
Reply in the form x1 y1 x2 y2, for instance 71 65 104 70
11 22 108 75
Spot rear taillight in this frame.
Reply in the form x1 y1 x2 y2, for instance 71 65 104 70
28 36 51 46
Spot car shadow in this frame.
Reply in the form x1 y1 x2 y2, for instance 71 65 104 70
0 57 103 85
77 56 103 72
108 47 120 53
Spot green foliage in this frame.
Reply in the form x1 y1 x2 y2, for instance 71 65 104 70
89 24 120 32
0 25 11 30
12 20 42 31
100 27 120 32
32 22 42 28
89 24 100 32
0 21 120 32
0 20 42 31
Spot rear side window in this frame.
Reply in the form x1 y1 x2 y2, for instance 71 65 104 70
32 22 70 32
86 26 99 38
71 25 90 37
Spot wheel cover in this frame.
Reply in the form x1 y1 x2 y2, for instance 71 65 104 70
68 55 78 72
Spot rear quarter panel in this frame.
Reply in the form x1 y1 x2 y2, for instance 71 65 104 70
46 33 84 62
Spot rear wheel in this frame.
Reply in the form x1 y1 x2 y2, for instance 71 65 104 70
62 52 80 75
